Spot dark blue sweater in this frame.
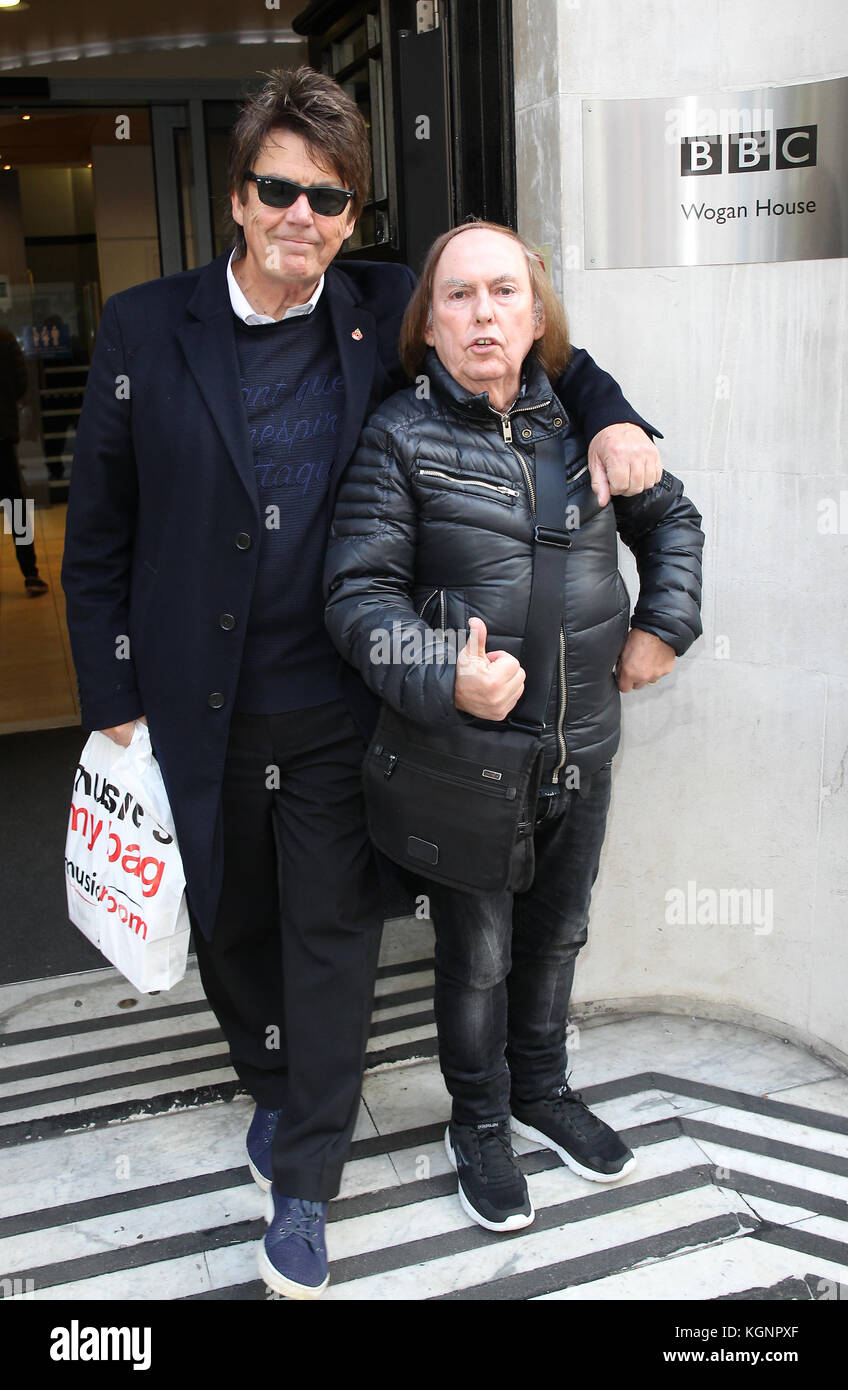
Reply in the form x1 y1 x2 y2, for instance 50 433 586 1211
233 299 344 713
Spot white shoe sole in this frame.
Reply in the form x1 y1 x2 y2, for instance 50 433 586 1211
247 1153 272 1193
510 1115 637 1184
444 1127 535 1233
257 1191 329 1299
257 1244 329 1299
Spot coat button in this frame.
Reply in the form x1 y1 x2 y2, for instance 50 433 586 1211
208 691 225 709
553 417 563 428
521 427 532 439
219 613 236 631
235 532 252 550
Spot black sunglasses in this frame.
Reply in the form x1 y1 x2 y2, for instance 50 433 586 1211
245 172 354 217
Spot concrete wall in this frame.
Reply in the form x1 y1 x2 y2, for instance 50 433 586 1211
513 0 848 1064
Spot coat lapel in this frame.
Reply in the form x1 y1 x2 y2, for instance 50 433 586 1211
177 254 258 511
177 255 382 514
323 267 377 510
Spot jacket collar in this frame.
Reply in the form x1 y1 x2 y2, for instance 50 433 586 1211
423 348 567 434
185 250 232 322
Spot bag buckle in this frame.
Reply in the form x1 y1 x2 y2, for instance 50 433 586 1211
534 524 572 549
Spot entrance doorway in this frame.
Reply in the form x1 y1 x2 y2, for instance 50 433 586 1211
0 95 238 733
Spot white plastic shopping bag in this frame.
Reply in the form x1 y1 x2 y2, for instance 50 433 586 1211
64 723 191 992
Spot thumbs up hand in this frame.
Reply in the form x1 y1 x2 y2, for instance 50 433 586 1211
454 617 526 721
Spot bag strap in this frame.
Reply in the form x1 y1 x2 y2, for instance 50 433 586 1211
508 432 576 734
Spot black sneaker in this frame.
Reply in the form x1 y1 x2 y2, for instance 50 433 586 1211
511 1086 636 1183
445 1119 534 1232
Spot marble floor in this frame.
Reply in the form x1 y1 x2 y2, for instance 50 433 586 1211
1 917 847 1302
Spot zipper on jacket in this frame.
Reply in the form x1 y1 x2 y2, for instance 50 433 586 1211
551 630 568 784
418 587 447 629
511 444 536 513
418 587 439 617
510 440 568 782
418 467 519 500
491 395 553 447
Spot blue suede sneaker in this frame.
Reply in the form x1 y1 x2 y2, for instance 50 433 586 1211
246 1105 281 1193
257 1190 329 1299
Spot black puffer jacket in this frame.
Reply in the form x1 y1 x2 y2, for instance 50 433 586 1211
325 350 704 778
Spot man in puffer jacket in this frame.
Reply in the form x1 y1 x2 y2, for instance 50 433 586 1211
324 222 704 1234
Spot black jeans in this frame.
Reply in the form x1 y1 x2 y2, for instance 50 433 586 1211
426 763 613 1124
192 699 384 1202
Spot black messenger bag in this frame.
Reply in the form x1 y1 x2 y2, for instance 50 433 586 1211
364 707 544 893
362 434 575 895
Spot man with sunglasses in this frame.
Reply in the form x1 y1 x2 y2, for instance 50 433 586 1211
63 66 664 1301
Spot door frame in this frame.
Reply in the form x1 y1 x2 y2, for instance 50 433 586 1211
0 79 252 280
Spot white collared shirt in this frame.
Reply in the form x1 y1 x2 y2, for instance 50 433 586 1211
226 250 325 325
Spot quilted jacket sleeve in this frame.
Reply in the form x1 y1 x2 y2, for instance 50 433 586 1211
613 472 705 655
324 411 463 726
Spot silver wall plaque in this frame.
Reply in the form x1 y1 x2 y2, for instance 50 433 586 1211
583 77 847 268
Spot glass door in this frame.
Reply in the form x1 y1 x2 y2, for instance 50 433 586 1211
151 100 239 276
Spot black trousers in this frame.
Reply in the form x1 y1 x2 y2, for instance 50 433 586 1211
0 439 38 578
192 700 384 1202
426 765 612 1124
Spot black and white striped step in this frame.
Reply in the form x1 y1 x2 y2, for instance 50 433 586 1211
0 921 438 1136
2 1067 847 1301
3 918 848 1301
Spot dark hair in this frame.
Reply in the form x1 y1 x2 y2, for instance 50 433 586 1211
399 220 572 382
227 66 371 257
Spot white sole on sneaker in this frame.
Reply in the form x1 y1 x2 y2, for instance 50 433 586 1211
510 1115 637 1184
257 1191 329 1298
256 1244 329 1299
444 1127 535 1233
247 1153 272 1193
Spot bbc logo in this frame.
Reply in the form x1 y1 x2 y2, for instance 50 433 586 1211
681 127 818 175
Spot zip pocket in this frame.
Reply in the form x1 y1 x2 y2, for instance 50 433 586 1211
418 587 439 618
415 464 520 503
417 587 447 628
566 463 591 499
371 744 517 799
